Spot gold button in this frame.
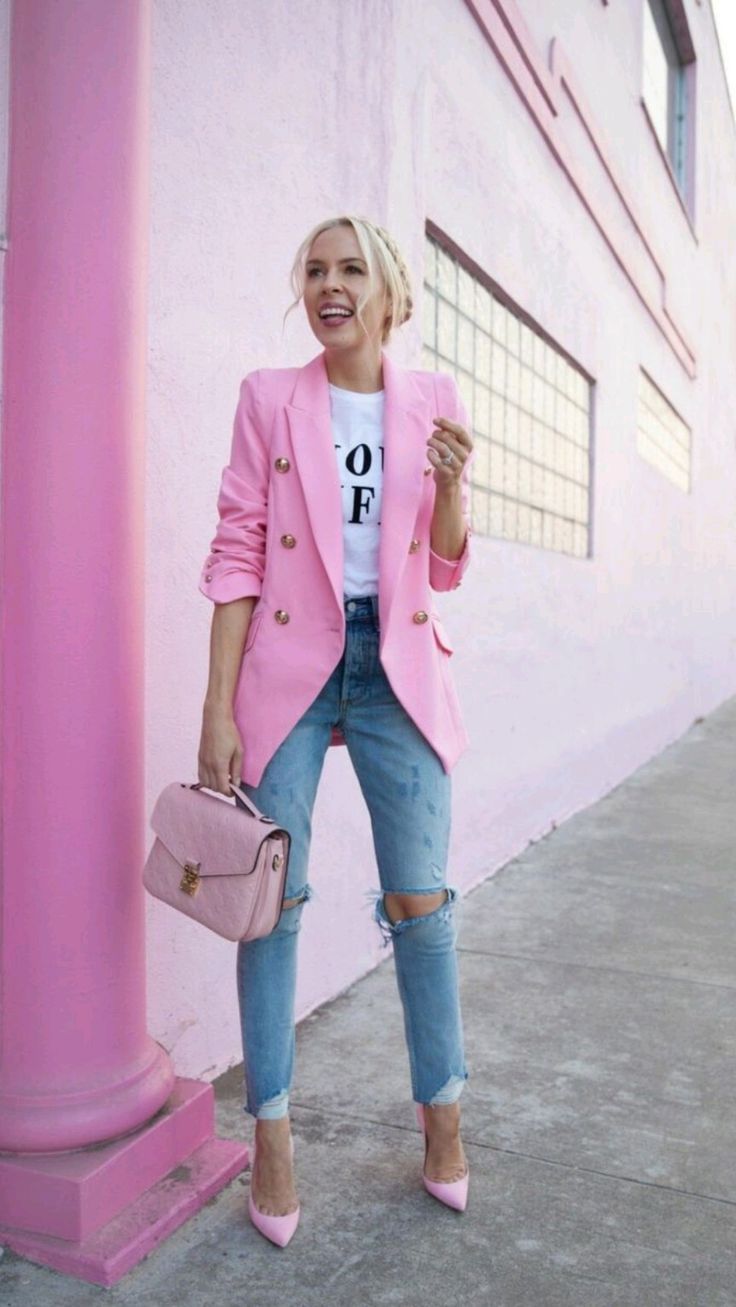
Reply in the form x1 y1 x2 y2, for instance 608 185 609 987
413 610 429 624
274 456 290 472
280 533 297 548
274 609 290 624
409 538 420 553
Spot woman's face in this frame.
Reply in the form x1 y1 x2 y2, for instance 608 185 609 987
303 226 390 349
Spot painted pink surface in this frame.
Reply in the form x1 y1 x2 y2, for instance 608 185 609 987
0 1080 248 1287
1 1080 215 1242
0 1136 247 1288
0 0 170 1156
0 0 245 1278
144 0 736 1086
198 349 472 786
463 0 697 370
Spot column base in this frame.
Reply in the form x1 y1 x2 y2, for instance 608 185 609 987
0 1077 249 1287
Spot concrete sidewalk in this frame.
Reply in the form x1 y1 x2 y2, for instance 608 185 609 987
4 699 736 1305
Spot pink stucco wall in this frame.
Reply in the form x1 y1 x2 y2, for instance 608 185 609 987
0 0 8 393
138 0 736 1082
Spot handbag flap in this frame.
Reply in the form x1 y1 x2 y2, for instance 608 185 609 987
149 782 284 878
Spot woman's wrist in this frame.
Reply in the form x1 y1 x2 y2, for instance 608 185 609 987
203 694 235 720
433 478 462 502
430 480 465 561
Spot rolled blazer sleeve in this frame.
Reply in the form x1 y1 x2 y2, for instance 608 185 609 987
198 370 268 604
428 373 474 592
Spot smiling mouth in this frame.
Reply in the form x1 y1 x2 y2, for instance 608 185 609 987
320 310 353 317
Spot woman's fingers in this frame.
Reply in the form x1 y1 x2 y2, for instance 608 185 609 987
432 415 471 450
427 418 471 467
228 747 243 790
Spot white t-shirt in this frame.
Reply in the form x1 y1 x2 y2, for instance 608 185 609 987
328 381 385 599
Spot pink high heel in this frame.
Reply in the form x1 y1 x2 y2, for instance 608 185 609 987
248 1129 300 1247
415 1103 469 1212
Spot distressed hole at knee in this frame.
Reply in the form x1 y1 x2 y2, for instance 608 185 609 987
383 888 449 925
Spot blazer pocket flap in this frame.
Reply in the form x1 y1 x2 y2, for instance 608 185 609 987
431 614 454 655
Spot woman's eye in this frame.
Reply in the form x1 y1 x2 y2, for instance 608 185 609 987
307 266 363 277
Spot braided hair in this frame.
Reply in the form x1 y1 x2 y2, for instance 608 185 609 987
370 222 414 339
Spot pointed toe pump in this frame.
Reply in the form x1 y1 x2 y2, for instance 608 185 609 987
415 1103 469 1212
248 1131 300 1247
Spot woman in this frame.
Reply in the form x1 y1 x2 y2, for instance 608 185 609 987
198 215 475 1246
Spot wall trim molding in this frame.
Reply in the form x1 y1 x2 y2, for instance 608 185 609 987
462 0 697 378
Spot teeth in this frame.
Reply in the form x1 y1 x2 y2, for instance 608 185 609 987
320 308 352 318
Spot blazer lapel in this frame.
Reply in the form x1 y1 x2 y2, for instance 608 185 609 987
285 348 429 631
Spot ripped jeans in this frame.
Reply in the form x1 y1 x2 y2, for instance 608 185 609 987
234 593 469 1119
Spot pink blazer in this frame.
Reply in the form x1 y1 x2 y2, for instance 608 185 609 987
199 347 474 787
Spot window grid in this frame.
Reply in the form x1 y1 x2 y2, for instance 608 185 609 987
423 234 592 558
636 369 691 492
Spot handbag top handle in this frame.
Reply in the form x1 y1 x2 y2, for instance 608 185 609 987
188 780 270 823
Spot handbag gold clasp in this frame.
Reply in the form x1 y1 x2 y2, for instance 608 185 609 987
180 861 201 895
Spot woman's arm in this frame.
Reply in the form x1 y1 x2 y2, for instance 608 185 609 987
203 596 256 714
199 596 256 792
429 481 467 567
427 376 474 591
199 370 269 604
198 371 268 789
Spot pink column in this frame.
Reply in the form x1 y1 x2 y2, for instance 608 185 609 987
0 1 247 1285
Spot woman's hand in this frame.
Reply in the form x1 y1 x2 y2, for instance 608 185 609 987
426 415 473 488
198 706 244 796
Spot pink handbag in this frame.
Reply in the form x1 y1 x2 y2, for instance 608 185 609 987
142 780 291 941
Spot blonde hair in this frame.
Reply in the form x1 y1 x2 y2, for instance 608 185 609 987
284 214 414 345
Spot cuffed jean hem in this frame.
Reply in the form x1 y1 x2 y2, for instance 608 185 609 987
421 1071 469 1107
246 1088 290 1120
